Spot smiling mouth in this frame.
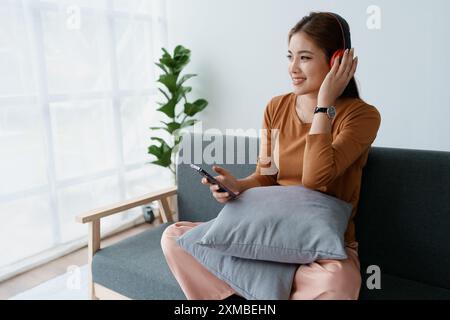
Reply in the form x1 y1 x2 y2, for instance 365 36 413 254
292 78 306 85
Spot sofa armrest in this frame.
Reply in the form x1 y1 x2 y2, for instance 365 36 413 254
76 186 177 224
75 185 177 299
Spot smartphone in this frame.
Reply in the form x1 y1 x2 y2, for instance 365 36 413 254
190 164 238 199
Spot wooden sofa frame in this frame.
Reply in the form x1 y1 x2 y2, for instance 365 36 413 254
76 186 177 300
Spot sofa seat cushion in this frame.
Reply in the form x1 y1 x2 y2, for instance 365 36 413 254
359 273 450 300
92 223 185 300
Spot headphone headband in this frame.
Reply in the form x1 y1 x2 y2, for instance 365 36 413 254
323 12 351 50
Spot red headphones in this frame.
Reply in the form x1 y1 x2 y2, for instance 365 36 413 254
324 13 350 68
330 49 345 69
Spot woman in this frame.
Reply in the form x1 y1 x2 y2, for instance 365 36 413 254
161 11 381 300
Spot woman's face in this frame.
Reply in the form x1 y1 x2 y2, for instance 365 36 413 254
288 32 330 96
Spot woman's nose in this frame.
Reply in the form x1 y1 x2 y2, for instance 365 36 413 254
289 61 302 73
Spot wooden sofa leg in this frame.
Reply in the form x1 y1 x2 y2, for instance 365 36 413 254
158 197 174 223
88 220 100 300
88 273 97 300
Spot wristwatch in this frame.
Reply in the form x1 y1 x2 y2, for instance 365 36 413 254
314 106 336 119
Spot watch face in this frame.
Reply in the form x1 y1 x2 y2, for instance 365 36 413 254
327 106 336 118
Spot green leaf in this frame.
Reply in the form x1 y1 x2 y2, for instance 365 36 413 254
154 62 168 74
177 86 192 99
177 73 197 87
159 152 173 167
158 88 170 101
161 121 181 134
148 137 173 168
158 46 192 75
157 98 178 118
184 99 208 117
151 158 172 168
159 48 176 71
148 145 162 158
172 46 191 74
174 58 190 74
174 45 191 58
157 73 178 94
181 119 198 128
151 137 166 144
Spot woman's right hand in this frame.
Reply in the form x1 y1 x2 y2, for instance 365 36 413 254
201 165 241 204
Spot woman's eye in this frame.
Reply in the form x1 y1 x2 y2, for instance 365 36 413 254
286 55 310 61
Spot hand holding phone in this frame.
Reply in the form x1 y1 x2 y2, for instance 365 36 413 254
190 164 239 200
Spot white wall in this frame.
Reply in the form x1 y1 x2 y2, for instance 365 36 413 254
166 0 450 151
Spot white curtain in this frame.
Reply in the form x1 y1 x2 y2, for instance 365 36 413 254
0 0 172 280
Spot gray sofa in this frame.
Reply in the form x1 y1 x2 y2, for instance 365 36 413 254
78 134 450 300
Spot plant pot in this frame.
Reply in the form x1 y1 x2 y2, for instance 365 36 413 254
142 204 156 224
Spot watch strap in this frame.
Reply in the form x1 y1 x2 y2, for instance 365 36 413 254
314 107 328 114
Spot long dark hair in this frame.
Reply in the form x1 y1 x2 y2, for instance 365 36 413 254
288 12 360 99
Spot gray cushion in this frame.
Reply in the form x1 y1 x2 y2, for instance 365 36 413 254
92 223 185 300
198 185 352 264
176 219 298 300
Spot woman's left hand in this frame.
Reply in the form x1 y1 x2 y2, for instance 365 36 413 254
318 48 358 107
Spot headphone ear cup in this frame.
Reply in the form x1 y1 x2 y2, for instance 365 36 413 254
330 49 345 68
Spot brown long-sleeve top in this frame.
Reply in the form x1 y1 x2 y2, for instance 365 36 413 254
251 92 381 246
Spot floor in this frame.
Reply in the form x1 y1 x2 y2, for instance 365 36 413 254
0 218 169 300
10 265 90 300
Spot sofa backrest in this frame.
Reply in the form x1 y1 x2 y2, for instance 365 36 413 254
177 133 257 222
355 147 450 290
177 133 450 290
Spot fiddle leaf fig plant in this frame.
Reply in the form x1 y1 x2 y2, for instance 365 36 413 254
148 45 208 183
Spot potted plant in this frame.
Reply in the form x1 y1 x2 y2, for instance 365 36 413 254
148 45 208 183
144 45 208 222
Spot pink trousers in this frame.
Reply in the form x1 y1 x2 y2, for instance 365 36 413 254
161 221 362 300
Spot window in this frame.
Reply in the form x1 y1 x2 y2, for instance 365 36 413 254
0 0 172 280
